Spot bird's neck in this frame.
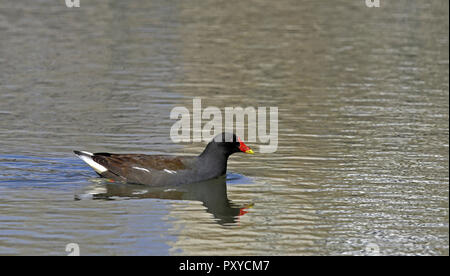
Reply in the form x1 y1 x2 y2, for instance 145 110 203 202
198 143 230 177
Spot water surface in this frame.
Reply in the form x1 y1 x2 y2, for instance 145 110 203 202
0 0 448 255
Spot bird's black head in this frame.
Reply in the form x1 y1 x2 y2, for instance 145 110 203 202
201 132 254 158
212 132 254 156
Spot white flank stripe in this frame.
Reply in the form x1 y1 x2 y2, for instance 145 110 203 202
78 155 108 173
132 167 150 173
80 151 94 156
164 169 177 174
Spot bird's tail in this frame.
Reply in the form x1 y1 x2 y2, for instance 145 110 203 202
74 150 108 173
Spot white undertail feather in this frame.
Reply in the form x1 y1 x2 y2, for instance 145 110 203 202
75 151 108 173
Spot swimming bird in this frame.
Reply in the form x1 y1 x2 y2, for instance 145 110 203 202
74 132 254 186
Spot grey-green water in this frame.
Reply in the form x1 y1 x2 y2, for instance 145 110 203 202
0 0 448 255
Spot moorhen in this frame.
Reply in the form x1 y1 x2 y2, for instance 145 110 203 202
74 132 254 186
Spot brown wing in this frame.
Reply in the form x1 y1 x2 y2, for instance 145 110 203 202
92 153 187 177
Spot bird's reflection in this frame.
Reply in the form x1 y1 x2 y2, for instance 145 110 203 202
76 175 253 225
